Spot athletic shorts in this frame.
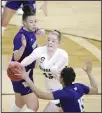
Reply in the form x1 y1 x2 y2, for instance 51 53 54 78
11 69 34 96
5 0 36 13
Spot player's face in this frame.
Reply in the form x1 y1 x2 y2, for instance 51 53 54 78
47 33 59 51
24 15 37 32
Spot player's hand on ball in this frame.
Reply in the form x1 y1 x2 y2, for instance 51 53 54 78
36 28 45 37
8 61 22 72
82 61 92 74
15 67 31 80
21 35 26 47
7 61 24 81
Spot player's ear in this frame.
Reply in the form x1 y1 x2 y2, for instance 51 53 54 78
59 76 63 84
22 20 26 26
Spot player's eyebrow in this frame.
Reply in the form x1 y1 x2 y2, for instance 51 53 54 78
29 20 33 22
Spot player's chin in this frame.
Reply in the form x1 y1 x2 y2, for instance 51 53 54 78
29 28 36 32
33 28 36 32
48 47 54 51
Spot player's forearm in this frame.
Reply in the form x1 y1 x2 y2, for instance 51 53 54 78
87 73 98 93
36 24 40 30
36 24 42 32
21 50 37 66
21 55 34 66
43 1 48 6
44 1 48 4
25 77 42 98
14 45 25 61
25 77 54 100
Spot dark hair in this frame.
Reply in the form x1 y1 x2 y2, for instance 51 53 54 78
22 5 35 21
50 30 61 42
61 66 76 86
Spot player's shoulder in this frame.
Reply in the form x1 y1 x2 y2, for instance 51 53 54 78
35 45 47 52
74 83 83 87
74 83 86 90
75 83 84 86
58 48 68 54
57 48 68 57
14 28 25 40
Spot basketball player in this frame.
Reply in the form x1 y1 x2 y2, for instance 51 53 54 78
9 5 45 112
16 61 98 112
2 0 47 36
17 30 69 112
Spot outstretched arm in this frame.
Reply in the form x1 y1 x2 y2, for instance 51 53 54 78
16 68 54 100
40 1 48 16
25 75 54 100
13 35 26 61
82 61 98 94
21 47 40 66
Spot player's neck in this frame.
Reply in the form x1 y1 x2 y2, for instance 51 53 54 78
23 27 29 31
47 48 57 54
23 26 33 32
61 82 65 88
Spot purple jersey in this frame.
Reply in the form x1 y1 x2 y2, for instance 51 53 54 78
12 27 37 71
6 0 36 13
11 27 37 95
53 83 89 112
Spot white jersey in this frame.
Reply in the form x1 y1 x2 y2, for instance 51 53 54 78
35 46 68 91
21 46 68 91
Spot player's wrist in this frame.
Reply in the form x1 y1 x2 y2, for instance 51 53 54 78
22 44 26 48
36 28 45 37
20 61 25 67
24 75 29 81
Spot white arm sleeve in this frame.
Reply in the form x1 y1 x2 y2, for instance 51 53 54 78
21 47 41 66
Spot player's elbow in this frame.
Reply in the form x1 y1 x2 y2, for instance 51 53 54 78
94 87 98 94
37 93 54 100
93 84 98 94
14 53 21 61
34 92 44 99
92 88 98 95
37 94 47 100
89 87 98 95
37 94 42 99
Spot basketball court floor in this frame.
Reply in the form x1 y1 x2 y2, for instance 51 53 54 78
2 1 101 112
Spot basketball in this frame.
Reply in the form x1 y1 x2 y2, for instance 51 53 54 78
7 62 23 81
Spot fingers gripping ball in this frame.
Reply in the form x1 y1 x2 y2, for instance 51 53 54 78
7 62 23 81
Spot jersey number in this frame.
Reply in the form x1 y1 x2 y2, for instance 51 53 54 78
78 97 84 112
43 73 53 79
